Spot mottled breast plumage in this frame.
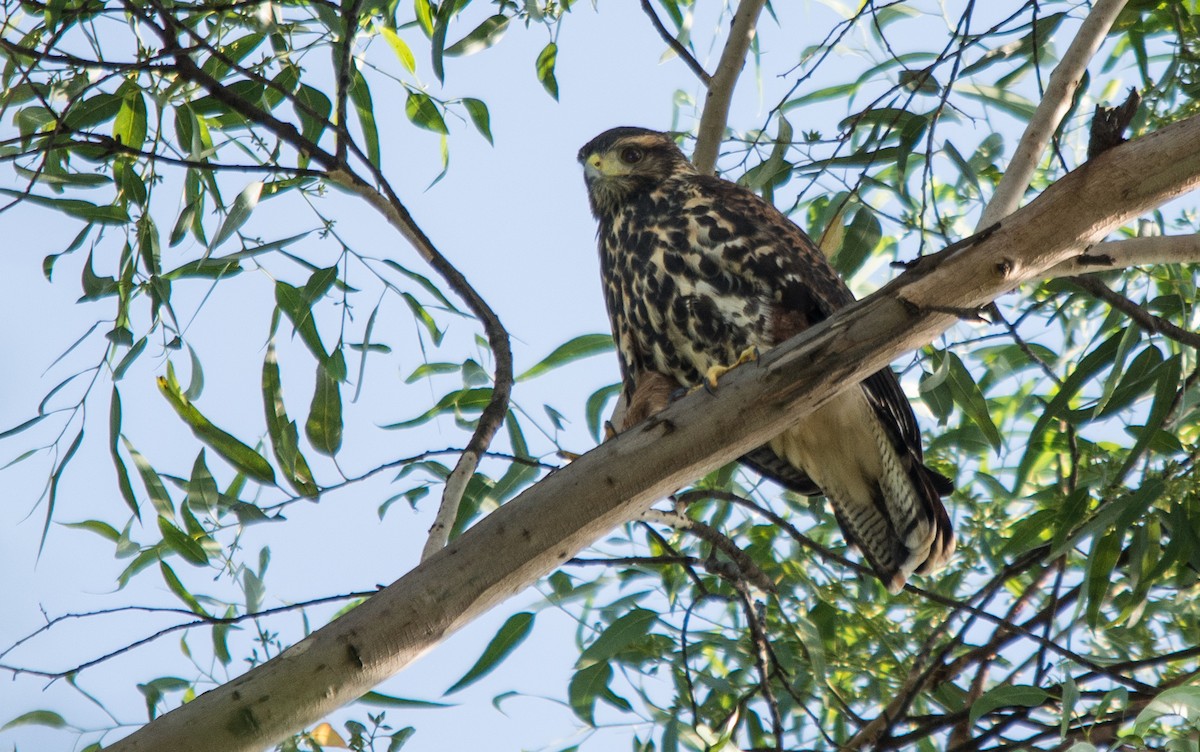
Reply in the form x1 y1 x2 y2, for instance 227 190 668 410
579 126 955 593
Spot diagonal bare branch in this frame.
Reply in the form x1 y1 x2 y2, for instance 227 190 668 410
977 0 1130 228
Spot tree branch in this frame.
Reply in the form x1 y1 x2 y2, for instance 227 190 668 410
977 0 1129 229
104 111 1200 752
640 0 711 85
1068 274 1200 348
1044 234 1200 276
131 0 515 561
692 0 768 173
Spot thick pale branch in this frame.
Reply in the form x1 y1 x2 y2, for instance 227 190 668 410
106 113 1200 752
976 0 1128 229
1045 234 1200 276
692 0 767 173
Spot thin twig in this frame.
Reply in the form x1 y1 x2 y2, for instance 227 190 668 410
1069 274 1200 348
640 0 711 85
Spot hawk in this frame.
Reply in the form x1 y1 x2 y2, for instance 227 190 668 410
578 126 954 593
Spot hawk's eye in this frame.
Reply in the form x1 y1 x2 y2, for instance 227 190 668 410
619 147 644 164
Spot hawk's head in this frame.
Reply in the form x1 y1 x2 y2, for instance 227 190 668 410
578 127 696 219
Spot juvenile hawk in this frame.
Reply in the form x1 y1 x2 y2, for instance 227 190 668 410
578 126 954 593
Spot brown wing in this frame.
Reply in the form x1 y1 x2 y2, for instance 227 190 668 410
693 176 954 560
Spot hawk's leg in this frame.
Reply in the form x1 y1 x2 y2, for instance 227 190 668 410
703 347 760 390
618 371 680 432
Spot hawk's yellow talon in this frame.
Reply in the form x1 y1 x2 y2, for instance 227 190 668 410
703 347 760 389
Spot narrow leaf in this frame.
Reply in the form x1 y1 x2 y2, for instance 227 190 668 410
109 387 140 518
209 181 263 251
262 341 319 496
446 612 534 694
970 685 1050 725
535 42 559 100
159 560 210 616
405 91 448 134
306 358 343 455
577 608 657 668
444 15 509 57
518 334 614 381
157 366 276 484
349 70 381 166
462 98 492 144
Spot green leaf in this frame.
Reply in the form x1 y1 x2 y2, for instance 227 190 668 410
938 351 1003 451
577 608 657 668
262 341 319 496
2 710 67 731
445 612 534 694
157 515 209 566
358 691 451 709
406 362 460 383
535 42 559 100
1117 353 1182 479
159 560 210 616
1015 332 1121 492
212 618 233 666
445 15 509 56
186 451 220 516
64 92 123 130
568 662 611 726
0 189 129 225
295 85 333 149
41 429 83 557
429 0 456 82
462 98 492 144
1133 686 1200 735
109 387 140 519
382 259 461 312
113 85 148 151
124 437 174 517
402 292 445 345
380 26 417 73
388 728 416 752
969 685 1049 725
585 383 621 442
1084 529 1122 628
349 69 381 166
157 364 276 484
382 387 492 430
833 207 882 278
518 334 614 382
61 519 121 543
306 356 343 456
209 181 263 251
275 281 329 364
405 91 448 134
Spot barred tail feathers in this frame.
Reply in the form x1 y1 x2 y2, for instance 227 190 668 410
766 388 954 593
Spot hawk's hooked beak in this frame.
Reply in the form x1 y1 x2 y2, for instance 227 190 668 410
582 153 604 181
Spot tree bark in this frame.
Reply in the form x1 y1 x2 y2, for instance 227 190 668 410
106 112 1200 752
976 0 1129 228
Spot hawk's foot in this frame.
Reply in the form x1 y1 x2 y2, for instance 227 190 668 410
703 347 760 390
